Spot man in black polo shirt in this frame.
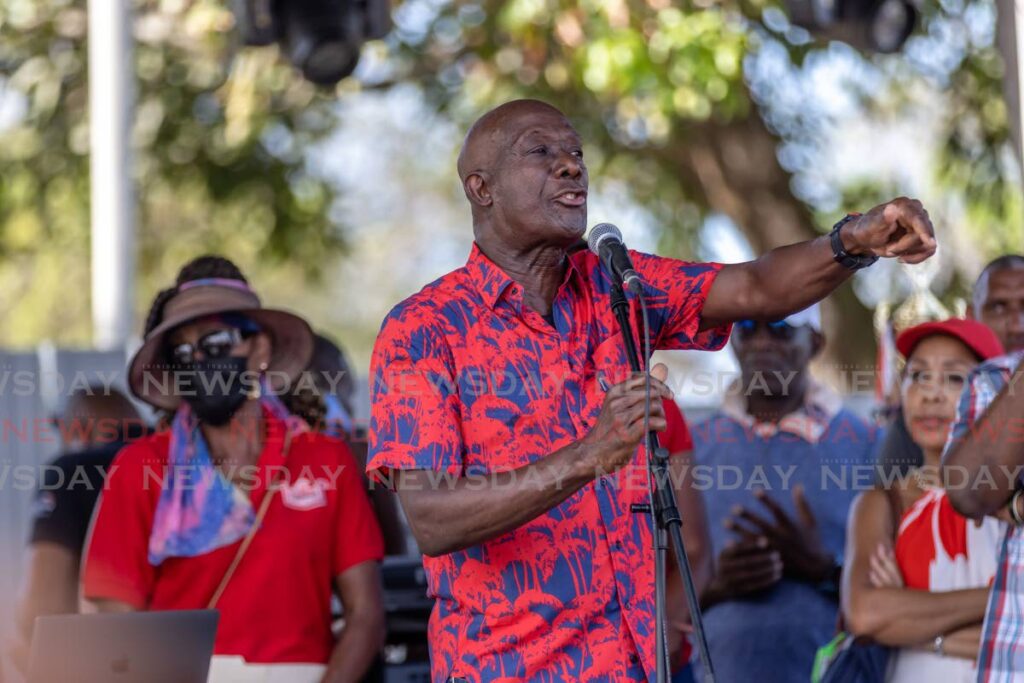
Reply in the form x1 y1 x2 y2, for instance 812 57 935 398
7 386 145 675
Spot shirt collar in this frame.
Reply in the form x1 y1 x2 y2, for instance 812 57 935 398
720 378 842 444
466 242 584 310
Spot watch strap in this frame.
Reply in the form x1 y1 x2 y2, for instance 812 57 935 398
830 213 879 270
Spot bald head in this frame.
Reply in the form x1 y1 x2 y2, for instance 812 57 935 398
457 99 570 183
456 99 588 250
973 254 1024 352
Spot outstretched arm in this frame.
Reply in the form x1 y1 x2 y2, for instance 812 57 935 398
700 198 936 330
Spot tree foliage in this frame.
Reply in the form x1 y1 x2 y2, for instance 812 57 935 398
387 0 768 251
0 0 344 347
382 0 1023 365
1 0 1021 359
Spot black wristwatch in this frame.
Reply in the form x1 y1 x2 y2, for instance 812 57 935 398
830 213 878 271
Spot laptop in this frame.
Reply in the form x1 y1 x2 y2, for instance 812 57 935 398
28 610 219 683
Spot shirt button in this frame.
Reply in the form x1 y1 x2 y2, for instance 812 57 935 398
629 653 639 664
613 540 622 549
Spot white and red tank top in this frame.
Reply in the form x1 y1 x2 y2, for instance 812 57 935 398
895 488 1002 592
887 488 1004 683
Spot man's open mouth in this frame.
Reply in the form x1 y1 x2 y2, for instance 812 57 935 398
553 190 587 207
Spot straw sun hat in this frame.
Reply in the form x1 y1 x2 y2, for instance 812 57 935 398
128 278 314 411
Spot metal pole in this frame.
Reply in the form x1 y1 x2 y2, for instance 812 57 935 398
997 0 1024 174
88 0 135 351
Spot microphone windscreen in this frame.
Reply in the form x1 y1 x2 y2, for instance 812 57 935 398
587 223 622 255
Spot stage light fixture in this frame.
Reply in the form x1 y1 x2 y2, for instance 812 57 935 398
785 0 918 54
234 0 390 86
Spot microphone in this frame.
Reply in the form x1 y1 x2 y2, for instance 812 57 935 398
588 223 642 295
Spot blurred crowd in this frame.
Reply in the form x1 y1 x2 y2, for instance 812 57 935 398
5 250 1024 683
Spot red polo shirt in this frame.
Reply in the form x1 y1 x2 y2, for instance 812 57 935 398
82 408 383 664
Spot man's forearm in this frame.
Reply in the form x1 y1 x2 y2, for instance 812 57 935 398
396 440 601 557
322 612 385 683
944 365 1024 517
82 598 135 613
701 236 853 329
749 236 853 316
702 198 936 329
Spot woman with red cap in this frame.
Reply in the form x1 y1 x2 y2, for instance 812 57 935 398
841 318 1005 681
81 256 385 682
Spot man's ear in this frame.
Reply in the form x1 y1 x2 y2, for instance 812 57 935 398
464 173 493 208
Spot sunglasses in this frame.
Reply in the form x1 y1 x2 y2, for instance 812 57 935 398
735 319 797 340
168 328 251 366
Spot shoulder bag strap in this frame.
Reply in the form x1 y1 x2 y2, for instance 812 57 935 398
207 430 293 610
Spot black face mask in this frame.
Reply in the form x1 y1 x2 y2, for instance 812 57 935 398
178 356 251 426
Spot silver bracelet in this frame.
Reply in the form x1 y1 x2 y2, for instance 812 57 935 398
1011 489 1024 526
933 634 945 657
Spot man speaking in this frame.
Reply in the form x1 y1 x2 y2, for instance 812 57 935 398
367 99 935 682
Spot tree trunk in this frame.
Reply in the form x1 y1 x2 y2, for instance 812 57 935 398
661 111 878 383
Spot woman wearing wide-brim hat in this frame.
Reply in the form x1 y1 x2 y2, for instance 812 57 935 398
82 256 385 682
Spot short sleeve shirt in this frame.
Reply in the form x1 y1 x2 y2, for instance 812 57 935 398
692 406 876 683
82 409 384 664
30 443 123 553
367 243 729 682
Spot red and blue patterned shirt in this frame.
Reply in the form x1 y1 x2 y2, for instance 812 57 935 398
367 243 729 682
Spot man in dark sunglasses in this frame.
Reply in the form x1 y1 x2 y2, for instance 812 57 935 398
735 319 798 341
692 305 877 683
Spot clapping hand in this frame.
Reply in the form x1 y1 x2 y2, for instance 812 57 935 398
726 486 835 584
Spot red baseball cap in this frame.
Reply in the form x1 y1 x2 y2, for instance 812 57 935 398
896 318 1005 362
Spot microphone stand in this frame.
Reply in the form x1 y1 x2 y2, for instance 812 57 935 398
608 282 716 683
